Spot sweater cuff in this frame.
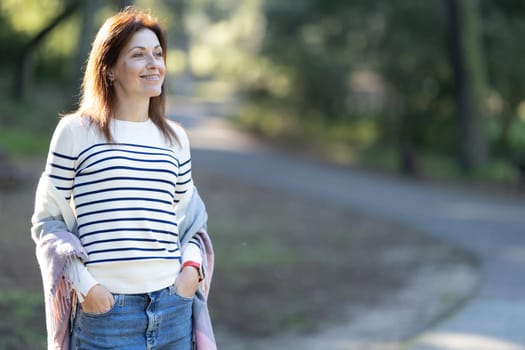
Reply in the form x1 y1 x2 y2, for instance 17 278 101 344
182 241 202 265
66 258 98 302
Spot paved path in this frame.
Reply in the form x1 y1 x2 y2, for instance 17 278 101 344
169 98 525 350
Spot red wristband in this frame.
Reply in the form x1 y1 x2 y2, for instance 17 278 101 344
182 261 203 282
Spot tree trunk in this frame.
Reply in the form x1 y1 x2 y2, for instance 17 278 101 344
70 0 100 108
13 0 80 100
447 0 489 172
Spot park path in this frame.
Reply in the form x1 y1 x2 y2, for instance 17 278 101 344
168 96 525 350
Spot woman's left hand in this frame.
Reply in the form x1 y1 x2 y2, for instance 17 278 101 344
174 266 200 298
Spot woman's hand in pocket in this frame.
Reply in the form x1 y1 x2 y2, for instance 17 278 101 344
81 284 114 314
174 266 200 298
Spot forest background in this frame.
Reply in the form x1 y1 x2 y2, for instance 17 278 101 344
2 0 525 185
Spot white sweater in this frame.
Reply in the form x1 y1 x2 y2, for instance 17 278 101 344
45 115 201 295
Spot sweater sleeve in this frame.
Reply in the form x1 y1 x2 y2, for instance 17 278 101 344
44 117 77 203
172 126 203 267
65 258 98 302
35 117 99 298
173 126 193 208
31 118 77 242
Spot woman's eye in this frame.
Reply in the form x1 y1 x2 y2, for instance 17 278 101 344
132 52 144 58
154 51 163 58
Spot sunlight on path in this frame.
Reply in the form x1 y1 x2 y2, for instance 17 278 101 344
415 332 525 350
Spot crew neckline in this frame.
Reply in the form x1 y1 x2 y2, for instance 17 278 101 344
112 117 153 126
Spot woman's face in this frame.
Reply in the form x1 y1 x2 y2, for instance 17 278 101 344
110 28 166 101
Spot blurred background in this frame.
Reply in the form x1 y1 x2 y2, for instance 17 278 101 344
1 0 525 349
3 0 525 181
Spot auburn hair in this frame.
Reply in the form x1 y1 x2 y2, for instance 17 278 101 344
77 7 177 144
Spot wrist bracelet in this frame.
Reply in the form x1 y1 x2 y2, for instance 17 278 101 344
182 261 203 282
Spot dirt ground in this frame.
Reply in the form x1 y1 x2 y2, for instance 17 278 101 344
0 156 478 349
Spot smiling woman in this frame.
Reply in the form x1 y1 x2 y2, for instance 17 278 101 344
30 6 215 350
109 28 166 117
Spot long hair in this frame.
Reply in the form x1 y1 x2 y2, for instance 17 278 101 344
77 7 177 144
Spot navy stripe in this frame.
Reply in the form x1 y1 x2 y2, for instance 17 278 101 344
85 255 182 265
78 142 174 157
79 155 179 170
77 164 178 178
77 156 178 175
49 174 74 181
80 228 176 239
77 207 176 219
175 189 187 195
75 197 173 209
76 147 179 171
56 186 73 191
78 217 177 230
188 240 201 249
77 145 177 172
179 158 191 167
176 178 192 186
83 237 176 248
74 187 174 200
77 143 174 161
52 151 77 160
178 168 191 177
50 163 75 171
73 176 175 189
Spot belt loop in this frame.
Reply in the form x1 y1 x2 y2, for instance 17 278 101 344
168 284 176 296
116 294 124 307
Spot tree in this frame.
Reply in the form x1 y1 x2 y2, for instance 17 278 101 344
13 0 80 100
70 0 96 107
374 2 453 176
447 0 489 171
481 0 525 159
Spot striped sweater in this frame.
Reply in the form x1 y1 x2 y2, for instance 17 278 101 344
44 115 201 294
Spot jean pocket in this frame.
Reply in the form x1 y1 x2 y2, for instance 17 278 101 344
81 294 120 318
169 285 195 302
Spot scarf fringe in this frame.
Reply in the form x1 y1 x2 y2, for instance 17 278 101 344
42 253 78 350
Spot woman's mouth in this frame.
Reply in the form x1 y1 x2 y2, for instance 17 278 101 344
140 74 160 81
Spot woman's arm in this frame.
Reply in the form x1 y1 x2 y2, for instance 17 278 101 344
32 117 103 306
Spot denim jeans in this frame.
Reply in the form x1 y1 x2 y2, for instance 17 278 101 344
71 285 193 350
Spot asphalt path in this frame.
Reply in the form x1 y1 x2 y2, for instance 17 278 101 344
169 99 525 350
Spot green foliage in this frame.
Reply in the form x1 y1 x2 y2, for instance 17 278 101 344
0 70 67 155
235 0 464 160
0 128 51 156
227 0 525 182
0 291 45 350
0 0 77 81
2 0 525 182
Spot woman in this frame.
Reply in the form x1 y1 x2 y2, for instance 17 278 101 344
31 7 215 350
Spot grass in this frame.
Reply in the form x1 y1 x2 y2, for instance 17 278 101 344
0 291 46 350
0 128 51 156
0 73 69 156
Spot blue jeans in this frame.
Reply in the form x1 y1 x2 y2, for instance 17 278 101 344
71 285 194 350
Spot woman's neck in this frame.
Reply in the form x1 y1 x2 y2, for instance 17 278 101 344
113 97 150 122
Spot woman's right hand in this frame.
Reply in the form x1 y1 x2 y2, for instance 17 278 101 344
81 284 114 314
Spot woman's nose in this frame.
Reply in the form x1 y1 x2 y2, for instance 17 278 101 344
146 54 159 68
